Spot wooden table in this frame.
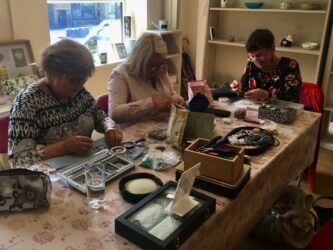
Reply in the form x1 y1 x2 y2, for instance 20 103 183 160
0 103 321 250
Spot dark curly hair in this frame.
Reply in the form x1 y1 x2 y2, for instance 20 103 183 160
245 29 275 52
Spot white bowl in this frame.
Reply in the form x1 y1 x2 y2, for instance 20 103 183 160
302 42 319 50
300 2 320 10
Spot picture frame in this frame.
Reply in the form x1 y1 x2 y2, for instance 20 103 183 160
0 39 37 78
209 26 215 40
114 43 128 59
124 16 131 39
99 52 107 64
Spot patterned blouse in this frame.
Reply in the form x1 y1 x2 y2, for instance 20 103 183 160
240 57 302 102
8 83 114 168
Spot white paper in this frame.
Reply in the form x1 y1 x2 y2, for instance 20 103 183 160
170 162 201 216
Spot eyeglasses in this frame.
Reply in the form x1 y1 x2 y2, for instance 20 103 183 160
247 49 268 63
148 63 167 72
67 75 89 85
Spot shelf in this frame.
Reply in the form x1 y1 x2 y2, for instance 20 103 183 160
210 7 327 14
320 135 333 151
208 39 321 55
324 105 333 112
166 53 181 59
145 29 182 35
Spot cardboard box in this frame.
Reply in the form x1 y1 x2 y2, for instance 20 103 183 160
183 138 244 184
175 162 250 199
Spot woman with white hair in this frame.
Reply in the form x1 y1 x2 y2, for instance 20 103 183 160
108 32 184 124
8 39 122 168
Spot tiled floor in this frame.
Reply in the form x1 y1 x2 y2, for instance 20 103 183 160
236 147 333 250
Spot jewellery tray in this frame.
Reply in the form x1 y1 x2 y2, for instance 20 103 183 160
56 149 135 193
258 99 304 124
183 138 244 184
115 181 216 250
176 162 250 199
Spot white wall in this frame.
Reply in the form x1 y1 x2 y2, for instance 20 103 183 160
179 0 199 70
0 0 12 41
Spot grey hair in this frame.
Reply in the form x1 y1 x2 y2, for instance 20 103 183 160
40 39 95 82
125 32 167 79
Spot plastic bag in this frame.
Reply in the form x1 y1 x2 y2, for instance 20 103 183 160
167 104 188 150
139 144 181 170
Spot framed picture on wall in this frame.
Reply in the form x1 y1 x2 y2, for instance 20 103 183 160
0 39 37 78
124 16 131 39
114 43 128 59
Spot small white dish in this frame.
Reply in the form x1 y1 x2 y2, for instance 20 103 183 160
302 42 319 50
300 2 320 10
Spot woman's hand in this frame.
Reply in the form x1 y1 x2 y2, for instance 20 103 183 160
172 97 185 107
62 135 94 155
230 80 242 94
152 95 172 112
105 128 122 146
244 89 270 101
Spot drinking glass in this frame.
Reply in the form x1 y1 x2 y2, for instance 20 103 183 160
85 163 106 209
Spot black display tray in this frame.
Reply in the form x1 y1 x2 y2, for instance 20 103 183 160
115 181 216 250
175 163 250 199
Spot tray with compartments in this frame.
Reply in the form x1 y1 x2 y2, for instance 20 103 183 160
56 149 135 193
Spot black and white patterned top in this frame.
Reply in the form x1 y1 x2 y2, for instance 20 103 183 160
8 82 114 168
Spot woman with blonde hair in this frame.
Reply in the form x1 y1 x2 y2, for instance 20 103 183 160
108 32 184 125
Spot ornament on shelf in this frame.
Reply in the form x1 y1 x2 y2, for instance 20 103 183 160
221 0 229 8
280 34 295 47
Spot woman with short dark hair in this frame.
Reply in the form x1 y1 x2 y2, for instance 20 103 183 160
230 29 302 102
8 39 122 168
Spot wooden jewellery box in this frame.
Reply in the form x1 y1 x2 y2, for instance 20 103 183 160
183 138 244 184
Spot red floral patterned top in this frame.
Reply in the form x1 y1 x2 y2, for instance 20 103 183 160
240 57 302 102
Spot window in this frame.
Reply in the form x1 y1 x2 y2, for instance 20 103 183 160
47 0 124 65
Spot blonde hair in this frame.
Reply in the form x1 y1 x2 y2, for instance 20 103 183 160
126 32 167 79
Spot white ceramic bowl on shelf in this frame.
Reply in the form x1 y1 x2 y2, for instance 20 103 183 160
302 42 319 50
300 2 320 10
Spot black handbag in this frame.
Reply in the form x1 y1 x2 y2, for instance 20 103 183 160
312 196 333 228
0 169 52 212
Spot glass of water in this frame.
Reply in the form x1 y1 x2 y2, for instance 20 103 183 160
85 163 106 209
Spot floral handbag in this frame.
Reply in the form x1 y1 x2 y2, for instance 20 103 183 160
0 169 52 212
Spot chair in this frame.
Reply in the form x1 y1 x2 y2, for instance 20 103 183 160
0 116 10 169
299 82 324 192
0 116 9 154
96 94 109 114
311 218 333 250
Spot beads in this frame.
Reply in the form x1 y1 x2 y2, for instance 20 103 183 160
234 108 247 119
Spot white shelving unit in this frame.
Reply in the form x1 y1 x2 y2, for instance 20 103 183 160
196 0 332 84
146 29 182 94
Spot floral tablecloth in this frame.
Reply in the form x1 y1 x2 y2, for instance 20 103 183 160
0 102 321 250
